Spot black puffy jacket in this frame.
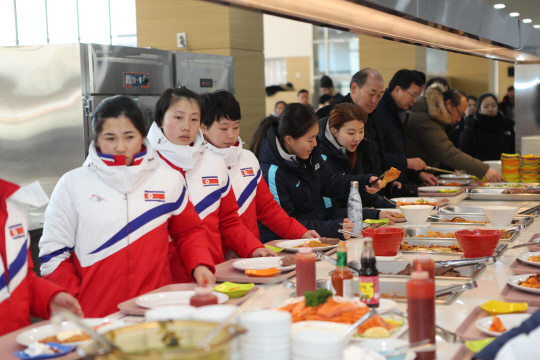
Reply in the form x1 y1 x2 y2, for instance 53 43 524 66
256 122 374 242
459 112 515 161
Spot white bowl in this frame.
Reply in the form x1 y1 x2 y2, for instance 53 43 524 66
293 330 346 357
240 310 291 329
482 206 519 227
192 304 238 323
399 205 433 225
144 305 195 322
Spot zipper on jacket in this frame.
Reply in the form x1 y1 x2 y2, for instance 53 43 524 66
124 193 130 301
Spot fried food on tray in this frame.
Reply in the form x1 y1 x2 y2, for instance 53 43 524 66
502 189 540 194
293 240 332 248
400 240 461 253
528 255 540 263
395 263 462 277
406 230 511 240
441 217 488 224
518 273 540 289
379 167 401 188
397 199 437 206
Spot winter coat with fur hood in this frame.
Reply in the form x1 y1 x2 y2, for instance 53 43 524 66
405 84 489 178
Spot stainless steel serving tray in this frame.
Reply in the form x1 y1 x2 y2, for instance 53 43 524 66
377 261 486 284
468 188 540 201
377 278 468 305
476 183 539 189
400 239 506 257
439 179 474 186
438 206 485 215
404 227 520 243
428 214 490 225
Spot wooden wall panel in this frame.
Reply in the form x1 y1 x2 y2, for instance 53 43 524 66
358 35 416 87
447 52 489 98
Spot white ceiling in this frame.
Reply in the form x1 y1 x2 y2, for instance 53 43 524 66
480 0 540 29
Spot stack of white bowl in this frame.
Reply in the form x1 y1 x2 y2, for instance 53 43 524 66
239 310 291 360
292 329 347 360
522 136 540 156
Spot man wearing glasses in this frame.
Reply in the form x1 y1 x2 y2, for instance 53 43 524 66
405 83 503 182
374 69 439 186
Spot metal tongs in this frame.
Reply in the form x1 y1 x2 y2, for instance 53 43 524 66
435 256 496 269
392 308 460 343
435 281 478 298
315 252 360 273
426 166 467 176
338 229 363 238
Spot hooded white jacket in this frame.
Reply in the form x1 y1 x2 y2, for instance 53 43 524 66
38 141 213 317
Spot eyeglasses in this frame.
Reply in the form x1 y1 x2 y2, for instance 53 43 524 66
453 104 464 118
404 89 419 98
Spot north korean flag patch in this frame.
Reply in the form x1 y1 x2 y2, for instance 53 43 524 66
9 224 25 239
144 190 165 202
202 176 219 186
240 167 255 177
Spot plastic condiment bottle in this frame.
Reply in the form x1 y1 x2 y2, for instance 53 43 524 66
189 279 218 307
358 238 379 308
407 270 436 360
413 252 435 282
347 181 363 231
331 241 354 297
296 243 316 297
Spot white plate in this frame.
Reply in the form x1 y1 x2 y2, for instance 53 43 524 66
136 291 229 308
232 257 296 272
517 252 540 267
275 239 338 252
16 318 124 346
390 197 440 205
476 314 531 337
376 252 402 262
439 174 473 180
418 186 461 193
507 274 540 294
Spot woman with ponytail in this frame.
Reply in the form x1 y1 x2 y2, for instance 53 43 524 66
250 103 383 241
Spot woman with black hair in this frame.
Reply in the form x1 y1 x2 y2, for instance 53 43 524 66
39 95 215 317
459 93 515 161
250 103 383 241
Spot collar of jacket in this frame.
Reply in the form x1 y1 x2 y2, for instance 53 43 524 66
147 122 205 170
421 83 452 126
380 89 402 115
324 120 347 155
205 136 243 167
83 139 159 194
276 137 298 163
473 112 514 131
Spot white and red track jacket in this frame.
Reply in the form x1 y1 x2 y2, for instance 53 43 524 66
147 123 263 278
206 138 307 240
39 141 213 318
0 179 63 336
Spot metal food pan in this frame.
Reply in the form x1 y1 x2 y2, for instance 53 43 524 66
377 279 466 305
429 214 489 225
404 227 520 243
400 239 506 256
438 206 485 215
468 188 540 201
377 262 486 283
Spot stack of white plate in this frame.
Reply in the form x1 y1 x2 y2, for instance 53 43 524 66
192 305 240 360
239 310 292 360
522 136 540 156
292 329 347 360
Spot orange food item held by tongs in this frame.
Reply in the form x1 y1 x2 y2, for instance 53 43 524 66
245 267 281 277
488 315 506 332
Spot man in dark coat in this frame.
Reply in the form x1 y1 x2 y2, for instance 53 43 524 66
373 69 438 185
317 68 386 176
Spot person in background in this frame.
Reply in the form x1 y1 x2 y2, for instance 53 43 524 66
1 179 82 336
406 84 503 182
318 103 400 223
373 69 438 186
297 89 313 111
147 87 275 277
39 96 215 317
451 95 477 148
251 103 384 241
317 68 386 176
413 70 426 95
499 85 515 120
200 90 319 243
272 100 286 116
320 75 344 101
459 92 515 161
318 94 337 109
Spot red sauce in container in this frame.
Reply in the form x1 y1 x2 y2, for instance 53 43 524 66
407 270 435 360
296 245 316 297
413 252 435 282
190 280 218 307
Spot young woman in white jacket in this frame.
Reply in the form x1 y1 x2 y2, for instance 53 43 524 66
39 96 215 317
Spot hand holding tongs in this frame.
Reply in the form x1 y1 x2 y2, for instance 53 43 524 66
426 166 467 175
435 256 496 269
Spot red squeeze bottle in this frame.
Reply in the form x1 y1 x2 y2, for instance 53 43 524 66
407 270 436 360
413 252 435 282
189 278 218 307
296 242 316 297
